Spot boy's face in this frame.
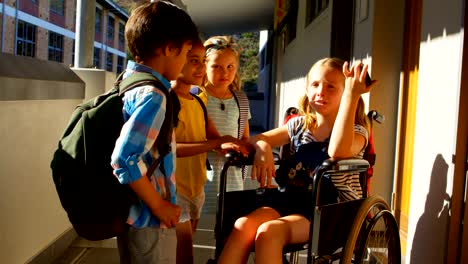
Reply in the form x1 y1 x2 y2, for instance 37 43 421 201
165 41 193 80
178 45 206 86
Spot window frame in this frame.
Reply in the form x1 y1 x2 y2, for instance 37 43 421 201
305 0 330 27
278 0 298 50
95 7 102 34
118 22 125 49
106 51 113 71
16 20 36 57
107 15 115 44
94 47 101 68
48 31 64 62
50 0 65 16
117 56 124 74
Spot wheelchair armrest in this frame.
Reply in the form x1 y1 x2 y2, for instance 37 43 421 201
318 158 370 174
307 158 371 236
225 150 255 166
273 151 281 163
225 149 281 167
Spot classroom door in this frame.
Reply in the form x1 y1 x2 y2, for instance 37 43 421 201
447 1 468 262
394 0 422 257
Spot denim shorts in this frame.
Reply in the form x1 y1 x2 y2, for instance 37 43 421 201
177 191 205 223
118 227 176 264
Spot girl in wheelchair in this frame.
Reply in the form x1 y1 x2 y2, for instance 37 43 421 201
217 57 376 264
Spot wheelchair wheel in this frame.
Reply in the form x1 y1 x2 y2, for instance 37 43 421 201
340 195 401 264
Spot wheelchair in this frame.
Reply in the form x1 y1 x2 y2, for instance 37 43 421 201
209 111 401 264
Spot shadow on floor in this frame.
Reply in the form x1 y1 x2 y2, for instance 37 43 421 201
55 214 308 263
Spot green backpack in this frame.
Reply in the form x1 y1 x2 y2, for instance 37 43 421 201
50 72 176 241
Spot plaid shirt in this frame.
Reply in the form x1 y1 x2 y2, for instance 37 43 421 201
111 61 176 228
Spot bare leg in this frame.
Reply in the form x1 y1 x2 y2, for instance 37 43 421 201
117 234 131 264
176 221 194 264
191 218 199 233
255 215 310 264
218 207 280 264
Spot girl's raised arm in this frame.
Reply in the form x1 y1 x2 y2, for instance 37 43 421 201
328 62 374 158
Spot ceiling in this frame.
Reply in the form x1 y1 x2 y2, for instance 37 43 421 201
179 0 275 37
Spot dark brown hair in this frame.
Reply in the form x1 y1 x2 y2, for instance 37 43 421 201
125 1 199 62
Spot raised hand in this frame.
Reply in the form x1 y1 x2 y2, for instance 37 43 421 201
342 61 377 96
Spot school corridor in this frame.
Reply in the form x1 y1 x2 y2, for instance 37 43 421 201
53 213 308 264
1 0 468 263
53 214 218 264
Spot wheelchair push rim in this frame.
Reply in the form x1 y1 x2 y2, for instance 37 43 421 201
340 195 401 264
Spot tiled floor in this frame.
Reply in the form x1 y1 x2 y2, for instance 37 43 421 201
54 214 218 264
55 213 308 264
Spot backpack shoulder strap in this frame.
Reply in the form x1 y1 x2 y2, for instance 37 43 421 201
230 89 250 179
230 89 249 139
169 90 181 128
117 72 174 177
118 72 163 95
190 92 208 131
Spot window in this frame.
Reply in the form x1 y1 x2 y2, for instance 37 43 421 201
71 41 75 66
106 52 113 71
305 0 329 26
93 47 101 68
48 31 63 62
50 0 65 15
117 56 124 74
279 0 298 49
16 20 36 57
95 8 102 34
118 23 125 48
107 15 115 42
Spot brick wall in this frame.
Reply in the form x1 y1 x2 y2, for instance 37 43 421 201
63 37 74 66
36 27 47 60
65 0 75 31
37 0 49 20
113 16 118 49
1 0 126 72
3 16 15 54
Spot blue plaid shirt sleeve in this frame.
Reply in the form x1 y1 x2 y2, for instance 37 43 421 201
111 85 167 184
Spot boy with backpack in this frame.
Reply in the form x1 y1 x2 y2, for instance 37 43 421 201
110 1 199 263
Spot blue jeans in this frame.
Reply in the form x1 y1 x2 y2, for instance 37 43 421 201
117 227 177 263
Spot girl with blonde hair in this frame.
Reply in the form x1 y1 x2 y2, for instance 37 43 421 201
198 36 251 213
218 58 375 264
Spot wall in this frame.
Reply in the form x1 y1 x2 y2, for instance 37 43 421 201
0 100 79 264
406 0 464 262
275 0 332 127
73 68 117 101
364 0 405 204
0 54 85 263
276 0 406 205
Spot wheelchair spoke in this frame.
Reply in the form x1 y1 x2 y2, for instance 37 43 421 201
341 196 400 264
359 211 400 264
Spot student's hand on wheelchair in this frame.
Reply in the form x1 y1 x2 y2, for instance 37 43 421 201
215 136 249 157
251 140 277 188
